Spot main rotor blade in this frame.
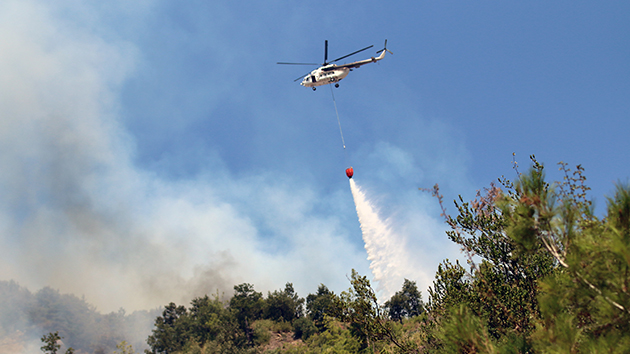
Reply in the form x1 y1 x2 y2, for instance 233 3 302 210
329 45 374 64
324 40 328 64
277 62 320 65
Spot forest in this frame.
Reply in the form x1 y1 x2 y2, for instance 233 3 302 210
5 158 630 353
0 280 159 353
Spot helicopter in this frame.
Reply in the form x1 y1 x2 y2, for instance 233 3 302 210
277 40 392 90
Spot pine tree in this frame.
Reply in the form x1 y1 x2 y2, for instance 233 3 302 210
503 163 630 352
426 158 630 352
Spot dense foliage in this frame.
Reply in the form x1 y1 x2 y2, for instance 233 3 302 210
423 158 630 353
143 276 423 354
6 158 630 353
385 279 424 323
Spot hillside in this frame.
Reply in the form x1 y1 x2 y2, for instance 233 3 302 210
0 280 158 354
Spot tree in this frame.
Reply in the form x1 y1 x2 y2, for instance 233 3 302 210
146 296 250 354
264 282 304 323
229 283 264 345
384 279 424 322
0 280 33 335
424 158 630 352
501 162 630 351
306 284 340 331
41 332 61 354
187 294 228 344
189 294 247 351
424 163 556 349
337 270 416 353
293 316 318 340
114 341 136 354
30 287 103 352
41 332 74 354
0 281 153 354
230 283 264 325
146 303 190 354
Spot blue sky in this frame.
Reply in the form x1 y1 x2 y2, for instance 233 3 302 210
0 0 628 312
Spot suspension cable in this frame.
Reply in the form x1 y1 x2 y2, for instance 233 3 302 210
330 84 346 150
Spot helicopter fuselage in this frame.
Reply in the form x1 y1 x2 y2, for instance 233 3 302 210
278 40 390 90
300 65 350 88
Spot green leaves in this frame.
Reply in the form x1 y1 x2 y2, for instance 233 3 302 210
146 303 191 354
384 279 424 322
493 159 630 351
427 260 469 314
40 331 74 354
264 283 304 323
230 283 264 329
146 283 308 353
306 284 340 331
40 332 62 354
336 270 418 353
437 305 497 354
137 157 630 353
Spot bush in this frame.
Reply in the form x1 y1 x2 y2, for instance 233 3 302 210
293 317 317 340
251 320 271 346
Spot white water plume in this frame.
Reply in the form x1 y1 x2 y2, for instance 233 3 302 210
349 178 409 300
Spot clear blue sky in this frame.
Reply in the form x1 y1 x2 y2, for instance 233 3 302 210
1 0 628 311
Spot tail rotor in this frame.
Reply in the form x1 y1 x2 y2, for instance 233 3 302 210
376 39 393 55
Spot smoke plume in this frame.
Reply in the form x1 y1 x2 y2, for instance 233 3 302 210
0 0 369 313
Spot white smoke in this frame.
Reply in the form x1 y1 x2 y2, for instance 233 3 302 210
0 0 468 316
0 0 369 313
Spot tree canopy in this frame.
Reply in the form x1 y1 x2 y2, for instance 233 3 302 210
6 157 630 353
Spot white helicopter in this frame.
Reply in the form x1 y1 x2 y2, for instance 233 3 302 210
278 40 392 90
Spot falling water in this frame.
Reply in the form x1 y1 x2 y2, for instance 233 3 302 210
349 178 404 299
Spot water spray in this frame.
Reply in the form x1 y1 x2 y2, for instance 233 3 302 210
348 178 403 299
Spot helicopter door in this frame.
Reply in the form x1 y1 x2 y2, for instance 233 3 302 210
310 75 316 83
